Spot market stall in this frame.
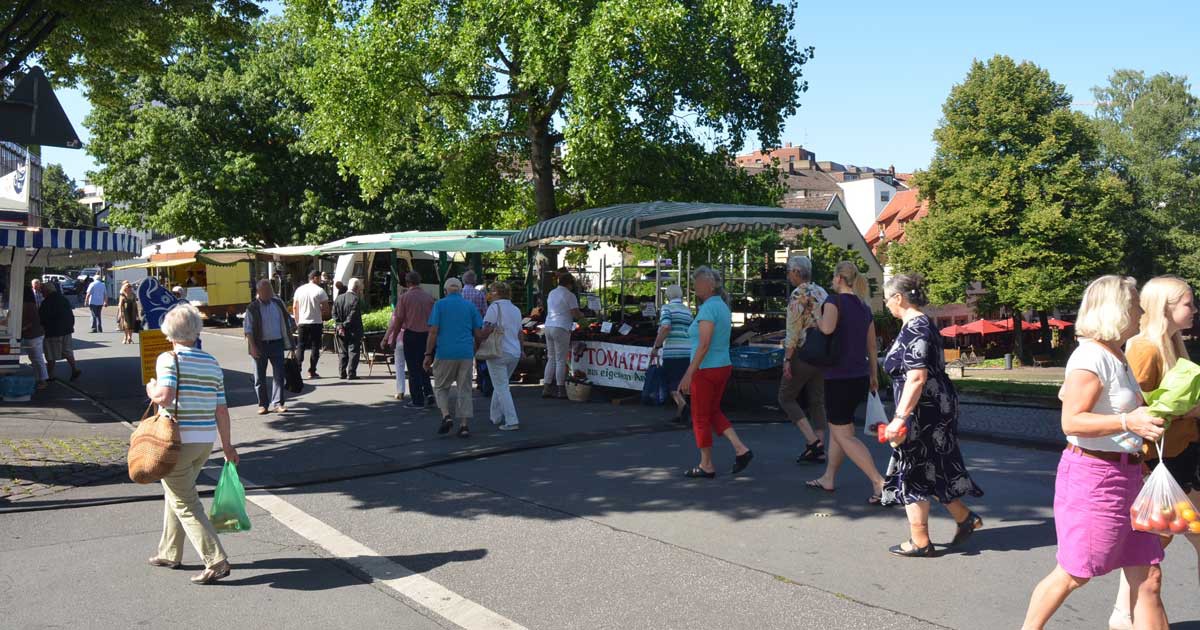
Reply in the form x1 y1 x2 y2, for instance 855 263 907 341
505 201 840 392
111 240 319 324
1 226 142 373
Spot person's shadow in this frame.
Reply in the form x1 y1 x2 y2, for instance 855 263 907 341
219 549 488 590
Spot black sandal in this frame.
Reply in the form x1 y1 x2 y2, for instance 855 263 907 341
796 439 826 464
888 539 933 557
731 450 754 474
684 467 716 479
437 417 454 435
951 511 983 546
805 479 835 492
457 425 470 439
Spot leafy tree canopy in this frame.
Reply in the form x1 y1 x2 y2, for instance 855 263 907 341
891 55 1126 316
38 162 90 228
289 0 812 225
0 0 262 104
87 18 442 246
1093 69 1200 284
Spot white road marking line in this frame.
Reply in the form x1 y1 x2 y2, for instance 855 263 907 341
243 482 527 630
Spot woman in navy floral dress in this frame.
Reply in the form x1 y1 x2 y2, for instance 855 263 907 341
880 274 984 557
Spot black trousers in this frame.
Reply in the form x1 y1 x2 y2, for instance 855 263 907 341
338 333 361 378
297 323 323 373
403 330 433 404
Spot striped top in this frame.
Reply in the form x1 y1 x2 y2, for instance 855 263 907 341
658 299 694 359
156 348 226 444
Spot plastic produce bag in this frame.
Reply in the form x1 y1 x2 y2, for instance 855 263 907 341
1143 358 1200 421
1130 444 1200 536
864 392 888 436
209 461 251 533
641 362 667 406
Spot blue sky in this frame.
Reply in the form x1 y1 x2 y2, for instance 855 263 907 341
43 0 1200 183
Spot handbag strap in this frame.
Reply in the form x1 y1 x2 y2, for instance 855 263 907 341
170 351 180 419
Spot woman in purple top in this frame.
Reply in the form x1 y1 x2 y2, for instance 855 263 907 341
805 261 886 504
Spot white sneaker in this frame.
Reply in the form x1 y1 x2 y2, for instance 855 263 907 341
499 423 520 431
1108 607 1133 630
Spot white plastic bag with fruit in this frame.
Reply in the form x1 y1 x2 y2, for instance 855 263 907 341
1130 442 1200 536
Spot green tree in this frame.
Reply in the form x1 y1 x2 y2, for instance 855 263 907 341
1093 70 1200 284
289 0 812 224
37 162 89 228
87 19 442 245
890 55 1126 360
1 0 262 102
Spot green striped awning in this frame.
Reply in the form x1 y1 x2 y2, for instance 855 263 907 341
504 201 840 249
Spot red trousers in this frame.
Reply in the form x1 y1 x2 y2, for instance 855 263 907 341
691 366 733 448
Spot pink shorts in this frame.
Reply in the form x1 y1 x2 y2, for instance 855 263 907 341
1054 448 1163 578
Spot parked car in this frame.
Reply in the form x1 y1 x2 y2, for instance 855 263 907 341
42 273 69 284
60 277 78 295
77 267 101 282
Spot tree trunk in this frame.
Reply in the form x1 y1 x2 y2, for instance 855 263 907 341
1011 312 1026 366
1037 310 1052 352
528 118 558 221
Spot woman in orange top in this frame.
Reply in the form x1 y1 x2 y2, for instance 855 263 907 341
1110 275 1199 630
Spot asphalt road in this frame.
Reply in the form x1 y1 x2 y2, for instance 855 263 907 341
4 310 1199 629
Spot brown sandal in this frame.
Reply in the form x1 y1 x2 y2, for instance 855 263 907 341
147 556 180 569
190 560 231 584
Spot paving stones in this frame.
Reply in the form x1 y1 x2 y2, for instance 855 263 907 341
0 437 128 501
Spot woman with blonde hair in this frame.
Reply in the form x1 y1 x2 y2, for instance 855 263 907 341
117 281 140 344
1108 275 1199 630
806 261 886 504
1022 276 1167 630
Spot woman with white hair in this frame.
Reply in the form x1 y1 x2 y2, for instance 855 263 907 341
1023 276 1166 629
650 284 693 423
145 303 239 585
678 266 753 478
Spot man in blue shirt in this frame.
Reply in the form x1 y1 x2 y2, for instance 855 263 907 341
423 278 484 437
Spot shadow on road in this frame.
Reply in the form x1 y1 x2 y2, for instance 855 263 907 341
221 549 489 590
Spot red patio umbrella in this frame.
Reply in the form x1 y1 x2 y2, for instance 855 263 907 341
990 319 1042 331
958 319 1008 335
1046 318 1073 329
940 324 962 337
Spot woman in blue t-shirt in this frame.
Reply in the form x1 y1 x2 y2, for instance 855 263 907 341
678 266 753 478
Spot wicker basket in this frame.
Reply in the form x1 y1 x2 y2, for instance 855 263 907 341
565 381 592 402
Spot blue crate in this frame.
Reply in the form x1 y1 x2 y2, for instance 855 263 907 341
1 375 35 401
730 346 784 370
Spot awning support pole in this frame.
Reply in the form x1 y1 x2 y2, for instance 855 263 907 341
654 244 662 312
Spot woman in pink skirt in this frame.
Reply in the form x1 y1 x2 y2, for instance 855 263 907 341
1022 276 1168 630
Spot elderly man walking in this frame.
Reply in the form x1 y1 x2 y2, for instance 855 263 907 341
460 270 492 395
423 277 484 438
392 271 436 409
243 279 295 415
333 278 365 380
85 274 107 332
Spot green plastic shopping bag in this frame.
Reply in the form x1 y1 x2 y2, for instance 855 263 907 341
1143 358 1200 424
209 461 251 533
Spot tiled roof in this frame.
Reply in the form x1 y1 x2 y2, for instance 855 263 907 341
868 188 929 254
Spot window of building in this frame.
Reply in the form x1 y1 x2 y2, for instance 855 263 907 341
937 317 951 329
880 191 890 203
867 278 878 298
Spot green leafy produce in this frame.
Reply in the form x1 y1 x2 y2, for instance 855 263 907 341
1144 359 1200 419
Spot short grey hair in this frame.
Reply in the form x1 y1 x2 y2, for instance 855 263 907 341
488 281 511 299
405 271 421 286
44 281 59 294
348 277 363 292
692 266 728 304
665 284 683 300
162 303 203 344
462 270 477 285
787 255 813 281
444 277 463 292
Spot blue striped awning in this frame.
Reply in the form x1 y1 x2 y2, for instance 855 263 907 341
504 200 840 250
0 226 143 265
